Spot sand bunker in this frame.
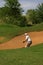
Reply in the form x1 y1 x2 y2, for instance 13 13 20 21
0 31 43 50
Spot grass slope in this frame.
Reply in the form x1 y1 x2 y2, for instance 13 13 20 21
0 43 43 65
0 23 43 36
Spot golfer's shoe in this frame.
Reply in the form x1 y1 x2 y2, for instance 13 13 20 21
25 45 27 48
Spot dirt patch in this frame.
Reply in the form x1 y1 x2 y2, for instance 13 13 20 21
0 31 43 50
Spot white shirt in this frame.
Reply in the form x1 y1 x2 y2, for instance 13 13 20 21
25 35 31 42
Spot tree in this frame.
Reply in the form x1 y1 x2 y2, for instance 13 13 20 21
26 9 38 24
36 3 43 22
4 0 22 18
19 16 27 26
26 3 43 24
3 0 25 25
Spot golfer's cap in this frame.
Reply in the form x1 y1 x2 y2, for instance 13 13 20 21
25 33 28 35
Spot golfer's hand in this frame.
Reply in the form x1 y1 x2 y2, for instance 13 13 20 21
23 41 25 43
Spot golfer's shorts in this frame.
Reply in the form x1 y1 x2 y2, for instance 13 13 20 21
27 41 32 44
27 41 32 47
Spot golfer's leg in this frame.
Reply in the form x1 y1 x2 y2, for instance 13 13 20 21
25 43 27 48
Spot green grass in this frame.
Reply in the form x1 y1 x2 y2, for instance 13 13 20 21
0 43 43 65
0 23 43 43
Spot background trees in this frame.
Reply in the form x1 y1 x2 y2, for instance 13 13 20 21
26 3 43 24
26 9 37 24
0 0 43 26
36 3 43 22
4 0 22 17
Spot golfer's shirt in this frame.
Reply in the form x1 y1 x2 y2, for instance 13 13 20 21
25 35 31 42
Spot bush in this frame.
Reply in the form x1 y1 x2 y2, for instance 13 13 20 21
19 16 27 27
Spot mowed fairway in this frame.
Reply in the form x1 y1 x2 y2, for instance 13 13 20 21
0 44 43 65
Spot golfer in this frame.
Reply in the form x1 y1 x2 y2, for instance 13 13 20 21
23 33 32 48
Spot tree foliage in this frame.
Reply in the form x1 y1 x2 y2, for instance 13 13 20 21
19 16 27 26
26 3 43 24
36 3 43 22
26 9 38 24
4 0 22 18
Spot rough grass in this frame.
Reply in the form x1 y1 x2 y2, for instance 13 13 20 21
0 43 43 65
0 23 43 36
